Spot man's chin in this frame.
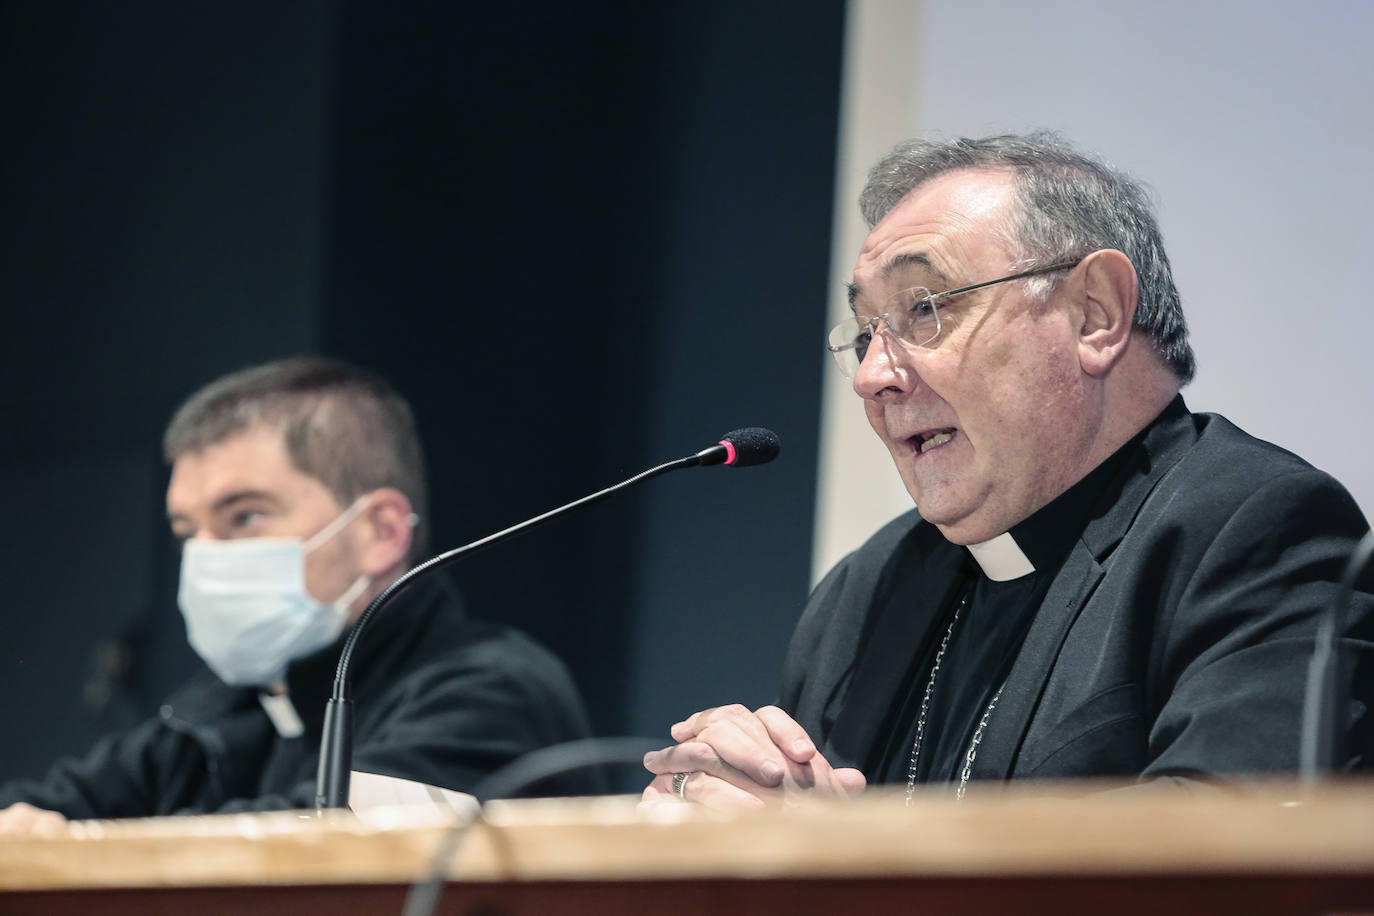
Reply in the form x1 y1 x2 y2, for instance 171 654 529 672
924 506 1002 547
933 522 987 546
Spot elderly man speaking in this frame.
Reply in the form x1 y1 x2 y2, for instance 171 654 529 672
643 132 1374 807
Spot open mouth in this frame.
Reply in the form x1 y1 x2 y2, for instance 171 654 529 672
911 428 956 455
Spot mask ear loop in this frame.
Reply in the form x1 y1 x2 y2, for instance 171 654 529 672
329 573 372 616
304 494 372 553
304 495 375 615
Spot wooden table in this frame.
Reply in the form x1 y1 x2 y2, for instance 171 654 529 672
2 781 1372 914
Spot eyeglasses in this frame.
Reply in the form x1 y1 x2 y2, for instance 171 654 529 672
826 259 1082 377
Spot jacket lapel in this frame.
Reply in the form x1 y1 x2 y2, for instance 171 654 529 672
968 541 1103 780
967 396 1200 782
826 526 967 771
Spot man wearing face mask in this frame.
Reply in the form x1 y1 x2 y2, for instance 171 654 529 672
0 357 596 828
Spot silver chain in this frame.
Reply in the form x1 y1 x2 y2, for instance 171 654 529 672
956 682 1005 800
904 596 965 805
903 591 1008 805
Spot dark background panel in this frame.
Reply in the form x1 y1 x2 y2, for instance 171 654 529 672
0 0 844 788
0 0 336 782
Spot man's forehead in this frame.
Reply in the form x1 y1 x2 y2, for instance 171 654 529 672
877 252 948 284
166 425 303 508
850 170 1018 299
881 166 1015 220
847 252 951 310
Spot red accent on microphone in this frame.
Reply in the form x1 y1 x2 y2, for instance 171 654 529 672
721 439 738 466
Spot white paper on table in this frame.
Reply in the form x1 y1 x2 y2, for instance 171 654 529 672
347 770 480 828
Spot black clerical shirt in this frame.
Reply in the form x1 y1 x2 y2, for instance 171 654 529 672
875 443 1136 788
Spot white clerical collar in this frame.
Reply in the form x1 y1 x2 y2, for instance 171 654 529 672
966 531 1035 582
258 690 305 739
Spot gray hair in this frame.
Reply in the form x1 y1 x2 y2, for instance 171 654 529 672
859 132 1195 383
164 356 430 561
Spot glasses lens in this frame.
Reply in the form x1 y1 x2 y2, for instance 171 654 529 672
886 287 940 348
827 318 870 377
824 287 940 378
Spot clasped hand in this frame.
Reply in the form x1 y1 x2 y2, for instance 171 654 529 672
0 802 67 835
640 704 866 810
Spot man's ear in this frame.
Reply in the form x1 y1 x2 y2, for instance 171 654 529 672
1076 249 1138 378
355 487 415 577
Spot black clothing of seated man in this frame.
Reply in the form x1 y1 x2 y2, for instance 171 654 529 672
790 397 1373 789
871 428 1139 788
0 577 597 817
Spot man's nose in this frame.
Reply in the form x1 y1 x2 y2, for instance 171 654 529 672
852 328 918 400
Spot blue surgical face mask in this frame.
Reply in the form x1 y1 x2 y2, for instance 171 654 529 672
177 496 372 687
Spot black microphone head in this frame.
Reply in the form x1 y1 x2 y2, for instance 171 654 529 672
719 427 780 467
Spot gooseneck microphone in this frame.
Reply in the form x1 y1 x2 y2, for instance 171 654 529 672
1300 528 1374 784
692 426 780 468
314 427 780 809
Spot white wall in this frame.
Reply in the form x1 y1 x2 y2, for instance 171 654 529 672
815 0 1374 579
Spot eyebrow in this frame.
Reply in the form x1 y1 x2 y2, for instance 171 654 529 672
846 252 952 313
166 489 282 526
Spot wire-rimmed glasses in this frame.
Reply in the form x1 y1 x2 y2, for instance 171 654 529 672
826 259 1082 377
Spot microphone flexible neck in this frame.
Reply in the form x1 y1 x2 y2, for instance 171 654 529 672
315 453 701 808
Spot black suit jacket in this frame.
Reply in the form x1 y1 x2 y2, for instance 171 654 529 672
780 399 1374 787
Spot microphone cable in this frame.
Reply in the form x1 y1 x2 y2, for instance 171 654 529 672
400 736 666 916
